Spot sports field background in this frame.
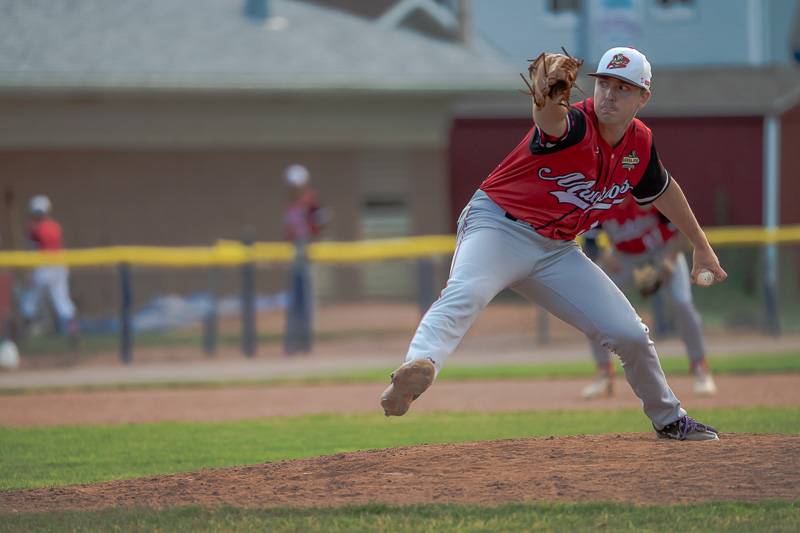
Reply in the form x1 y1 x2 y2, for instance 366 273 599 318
2 0 800 530
2 310 799 531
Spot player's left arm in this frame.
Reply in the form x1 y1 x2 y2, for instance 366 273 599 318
631 143 727 285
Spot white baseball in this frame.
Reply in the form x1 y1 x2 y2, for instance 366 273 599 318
697 270 714 287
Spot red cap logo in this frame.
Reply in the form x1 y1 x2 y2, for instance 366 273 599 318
607 54 630 69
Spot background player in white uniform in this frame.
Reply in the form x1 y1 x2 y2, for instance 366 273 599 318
21 195 78 339
580 198 716 399
380 48 727 441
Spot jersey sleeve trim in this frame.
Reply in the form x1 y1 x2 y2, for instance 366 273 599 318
634 171 671 204
529 107 587 155
632 142 671 205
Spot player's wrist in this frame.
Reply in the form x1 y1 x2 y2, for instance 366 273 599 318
692 241 713 255
687 230 712 253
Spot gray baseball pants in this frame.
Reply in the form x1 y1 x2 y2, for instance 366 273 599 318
589 252 706 368
405 190 685 429
21 266 76 327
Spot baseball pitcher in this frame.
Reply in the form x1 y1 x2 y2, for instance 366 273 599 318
380 47 727 441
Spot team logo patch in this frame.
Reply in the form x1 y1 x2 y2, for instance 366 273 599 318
607 53 630 69
621 150 640 170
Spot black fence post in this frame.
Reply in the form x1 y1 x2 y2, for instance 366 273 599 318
763 282 781 337
241 229 256 357
203 267 219 356
284 243 313 355
119 262 132 364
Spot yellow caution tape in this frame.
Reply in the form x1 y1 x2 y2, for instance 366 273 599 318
307 235 456 263
704 226 800 246
0 227 797 268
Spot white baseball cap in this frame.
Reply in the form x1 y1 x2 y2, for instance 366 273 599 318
588 47 652 92
283 164 310 187
29 195 51 214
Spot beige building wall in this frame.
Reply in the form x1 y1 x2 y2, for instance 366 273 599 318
0 93 454 313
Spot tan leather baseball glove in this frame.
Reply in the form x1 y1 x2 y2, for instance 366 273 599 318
522 52 583 109
633 259 675 298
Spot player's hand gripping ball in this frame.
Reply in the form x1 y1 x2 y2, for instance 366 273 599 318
523 52 584 109
696 269 715 287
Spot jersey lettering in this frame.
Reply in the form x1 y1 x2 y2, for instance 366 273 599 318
538 168 632 211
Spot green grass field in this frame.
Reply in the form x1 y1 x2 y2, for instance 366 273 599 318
2 501 798 533
2 351 799 531
1 407 799 531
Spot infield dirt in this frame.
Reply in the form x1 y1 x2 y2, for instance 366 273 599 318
1 434 798 512
2 373 799 426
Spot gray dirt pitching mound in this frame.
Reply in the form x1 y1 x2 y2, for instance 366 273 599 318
1 433 799 513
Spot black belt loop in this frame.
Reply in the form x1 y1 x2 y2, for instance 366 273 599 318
504 212 518 222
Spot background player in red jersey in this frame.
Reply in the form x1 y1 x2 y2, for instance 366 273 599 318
381 47 726 441
283 164 323 244
580 198 716 399
21 195 78 340
282 164 328 355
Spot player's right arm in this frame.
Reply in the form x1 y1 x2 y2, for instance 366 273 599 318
532 97 569 138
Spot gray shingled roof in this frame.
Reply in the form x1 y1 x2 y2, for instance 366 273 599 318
0 0 517 92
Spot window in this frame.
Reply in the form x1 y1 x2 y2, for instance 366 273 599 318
544 0 580 29
361 199 414 299
358 151 414 299
548 0 581 14
651 0 696 20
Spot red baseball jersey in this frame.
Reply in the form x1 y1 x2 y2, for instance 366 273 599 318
601 198 679 255
480 98 671 240
284 189 321 242
30 219 64 251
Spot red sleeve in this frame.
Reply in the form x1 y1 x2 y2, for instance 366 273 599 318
307 197 322 237
29 223 41 245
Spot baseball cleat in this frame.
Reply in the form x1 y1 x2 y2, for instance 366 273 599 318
692 367 717 396
581 374 613 399
380 358 436 417
655 415 719 441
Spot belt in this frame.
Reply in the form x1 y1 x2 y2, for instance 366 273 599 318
504 212 519 222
